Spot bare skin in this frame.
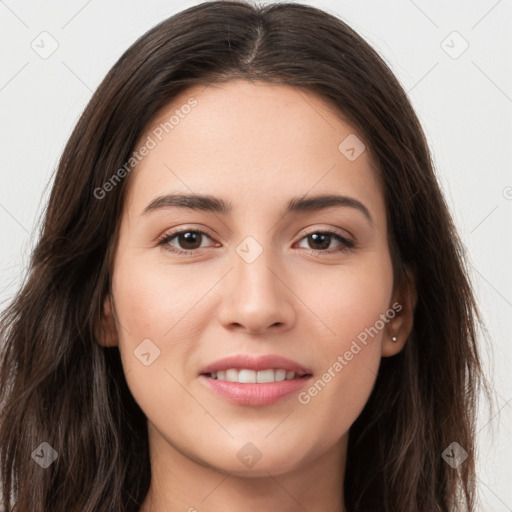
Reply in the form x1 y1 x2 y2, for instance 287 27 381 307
97 80 415 512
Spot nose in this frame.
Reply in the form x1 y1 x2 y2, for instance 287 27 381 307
216 243 296 335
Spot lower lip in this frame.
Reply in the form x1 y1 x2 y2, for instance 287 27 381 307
198 374 312 406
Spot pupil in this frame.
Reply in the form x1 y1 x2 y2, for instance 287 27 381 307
309 233 330 250
180 232 201 250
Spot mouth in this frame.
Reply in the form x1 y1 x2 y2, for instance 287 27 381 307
198 354 313 406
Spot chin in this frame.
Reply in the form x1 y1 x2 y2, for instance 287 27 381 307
195 443 309 477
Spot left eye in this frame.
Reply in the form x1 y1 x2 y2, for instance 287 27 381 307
295 231 354 253
158 230 216 253
158 229 354 254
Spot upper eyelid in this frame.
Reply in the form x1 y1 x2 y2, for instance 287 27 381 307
161 224 353 240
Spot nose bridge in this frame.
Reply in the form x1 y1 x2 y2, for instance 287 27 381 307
233 234 281 301
218 233 294 333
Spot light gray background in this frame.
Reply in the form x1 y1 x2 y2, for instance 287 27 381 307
1 0 511 510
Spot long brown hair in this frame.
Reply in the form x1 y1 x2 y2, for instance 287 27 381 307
0 1 495 510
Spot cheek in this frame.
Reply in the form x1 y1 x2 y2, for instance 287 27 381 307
110 256 206 424
293 256 393 421
309 256 393 348
110 253 203 395
112 252 208 340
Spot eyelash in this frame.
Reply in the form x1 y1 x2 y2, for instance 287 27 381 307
157 228 355 256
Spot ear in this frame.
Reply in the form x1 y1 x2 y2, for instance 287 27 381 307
382 267 416 357
95 293 119 347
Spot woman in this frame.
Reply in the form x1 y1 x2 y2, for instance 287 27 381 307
0 1 495 511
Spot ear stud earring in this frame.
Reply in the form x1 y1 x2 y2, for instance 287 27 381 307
392 336 398 342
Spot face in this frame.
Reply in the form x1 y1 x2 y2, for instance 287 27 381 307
99 80 412 477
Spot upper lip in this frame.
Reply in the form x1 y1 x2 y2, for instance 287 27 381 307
200 354 312 376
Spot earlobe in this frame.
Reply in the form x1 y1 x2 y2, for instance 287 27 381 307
95 293 119 347
381 326 408 357
382 268 417 357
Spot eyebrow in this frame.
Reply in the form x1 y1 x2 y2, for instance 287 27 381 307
142 193 373 224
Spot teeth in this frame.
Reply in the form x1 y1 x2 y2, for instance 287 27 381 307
275 369 287 381
239 369 256 383
257 369 274 383
209 369 301 383
225 369 238 382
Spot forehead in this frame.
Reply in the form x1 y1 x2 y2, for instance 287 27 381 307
125 80 384 220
